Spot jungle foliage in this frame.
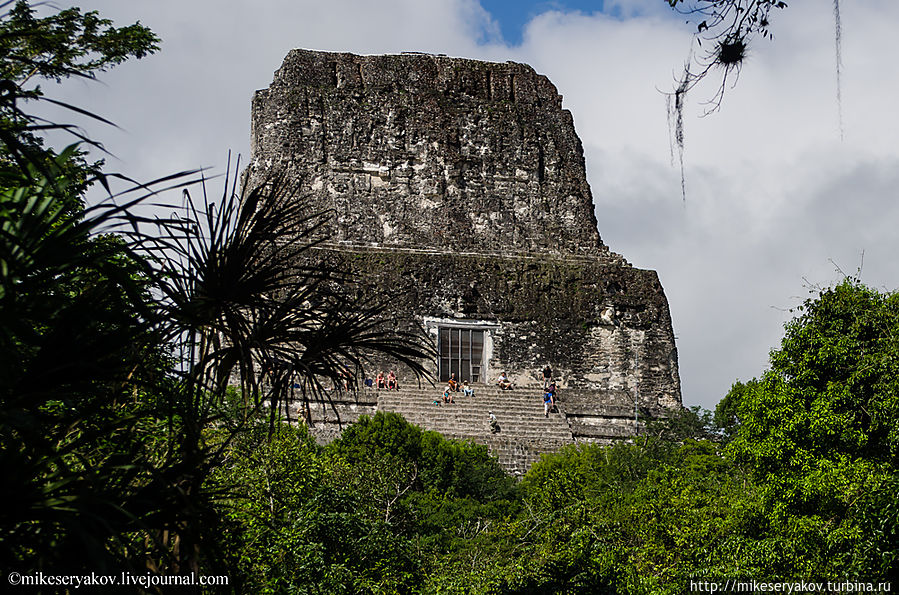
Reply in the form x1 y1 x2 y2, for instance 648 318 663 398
205 286 899 593
0 0 431 582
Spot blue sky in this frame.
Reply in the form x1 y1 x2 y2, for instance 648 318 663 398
481 0 606 44
480 0 683 44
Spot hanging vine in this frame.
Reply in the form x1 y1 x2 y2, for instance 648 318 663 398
663 0 847 199
833 0 843 140
668 1 785 111
666 70 689 202
664 0 787 201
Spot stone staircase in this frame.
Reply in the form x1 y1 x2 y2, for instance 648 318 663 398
375 386 573 474
291 383 648 475
376 386 572 439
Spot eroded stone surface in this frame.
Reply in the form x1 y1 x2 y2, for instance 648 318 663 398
249 50 620 259
249 50 682 467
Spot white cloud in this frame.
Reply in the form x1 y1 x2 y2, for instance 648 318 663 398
50 1 899 409
51 0 500 178
510 1 899 407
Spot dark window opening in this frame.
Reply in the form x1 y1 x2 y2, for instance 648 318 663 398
438 328 485 383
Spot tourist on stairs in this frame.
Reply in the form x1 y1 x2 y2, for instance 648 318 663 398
543 389 554 417
442 384 455 404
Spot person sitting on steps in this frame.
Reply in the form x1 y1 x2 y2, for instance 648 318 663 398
376 371 386 390
447 372 460 392
386 370 398 390
442 384 455 404
461 380 474 397
496 371 513 391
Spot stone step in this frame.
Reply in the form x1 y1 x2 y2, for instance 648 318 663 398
371 413 570 432
306 395 554 412
568 420 638 439
365 385 551 394
375 392 558 404
288 384 642 475
375 400 568 419
377 411 571 438
313 241 629 268
365 388 639 418
376 389 551 398
376 400 555 412
304 413 627 442
378 416 568 429
375 417 571 435
296 394 630 426
377 412 570 427
385 422 571 437
469 436 576 475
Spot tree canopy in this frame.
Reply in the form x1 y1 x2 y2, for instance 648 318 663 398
0 0 431 578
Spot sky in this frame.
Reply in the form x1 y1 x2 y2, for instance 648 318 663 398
47 0 899 411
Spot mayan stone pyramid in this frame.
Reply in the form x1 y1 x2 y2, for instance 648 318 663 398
247 50 681 464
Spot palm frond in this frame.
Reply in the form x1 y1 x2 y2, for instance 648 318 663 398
126 160 432 427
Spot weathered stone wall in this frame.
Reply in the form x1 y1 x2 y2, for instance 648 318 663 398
312 246 680 411
249 50 616 258
248 49 683 462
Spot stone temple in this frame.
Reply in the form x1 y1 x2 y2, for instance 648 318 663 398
247 49 682 473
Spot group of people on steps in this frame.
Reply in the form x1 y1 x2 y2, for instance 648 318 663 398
443 366 560 429
368 365 560 425
439 373 475 404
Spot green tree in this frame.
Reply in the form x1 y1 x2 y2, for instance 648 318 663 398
644 404 720 442
0 0 432 578
714 379 755 442
210 415 426 594
460 438 760 594
329 412 515 501
725 279 899 576
0 0 158 177
730 280 899 472
0 2 165 569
